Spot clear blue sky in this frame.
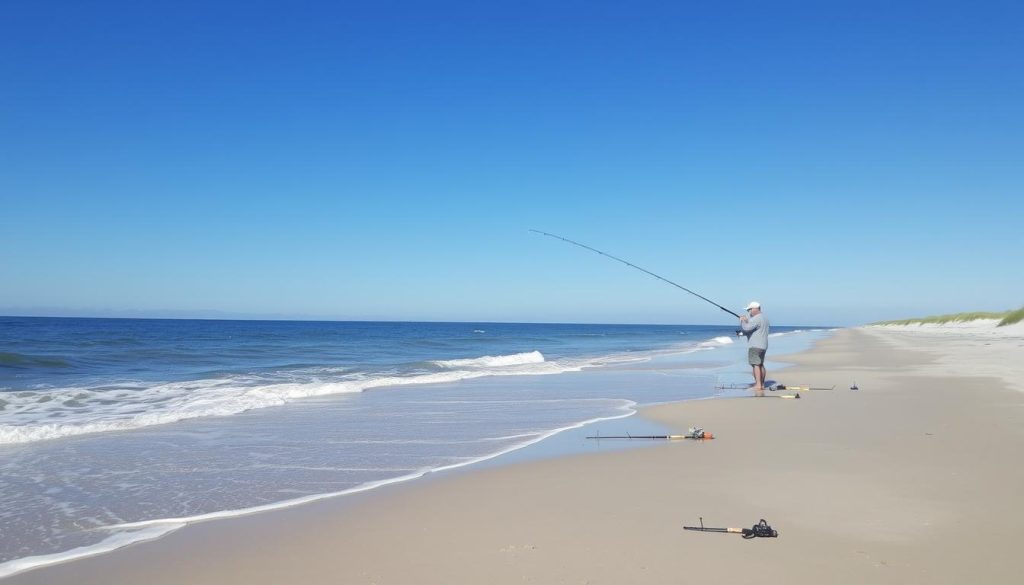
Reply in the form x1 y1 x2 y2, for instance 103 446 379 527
2 1 1021 326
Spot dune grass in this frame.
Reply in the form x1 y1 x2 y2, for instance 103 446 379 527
875 306 1024 327
998 306 1024 326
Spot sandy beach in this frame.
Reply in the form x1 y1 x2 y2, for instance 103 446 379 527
8 324 1024 584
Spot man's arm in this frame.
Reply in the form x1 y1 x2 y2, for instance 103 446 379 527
739 315 761 334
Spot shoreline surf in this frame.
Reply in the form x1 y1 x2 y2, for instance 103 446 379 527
15 324 1015 585
0 320 830 579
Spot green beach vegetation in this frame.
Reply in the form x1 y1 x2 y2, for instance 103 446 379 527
998 306 1024 326
875 306 1024 327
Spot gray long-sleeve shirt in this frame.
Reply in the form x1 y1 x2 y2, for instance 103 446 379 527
740 313 770 349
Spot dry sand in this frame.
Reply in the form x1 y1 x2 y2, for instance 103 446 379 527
8 325 1024 584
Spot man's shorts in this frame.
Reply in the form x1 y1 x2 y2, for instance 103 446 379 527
748 347 767 366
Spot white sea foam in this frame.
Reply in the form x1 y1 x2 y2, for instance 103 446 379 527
431 350 545 369
707 336 735 345
74 403 638 536
0 523 182 579
0 352 583 445
0 397 644 579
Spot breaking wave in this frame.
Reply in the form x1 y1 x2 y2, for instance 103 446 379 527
0 351 578 445
431 351 545 369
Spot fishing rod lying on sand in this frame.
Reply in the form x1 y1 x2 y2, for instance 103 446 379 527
587 427 713 440
771 384 836 391
715 383 757 390
684 518 779 539
530 230 742 319
713 384 800 399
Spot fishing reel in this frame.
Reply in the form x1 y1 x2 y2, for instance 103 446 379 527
741 519 778 539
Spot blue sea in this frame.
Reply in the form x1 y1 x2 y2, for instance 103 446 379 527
0 317 830 576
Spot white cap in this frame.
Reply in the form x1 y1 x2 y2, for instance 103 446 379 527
745 301 761 310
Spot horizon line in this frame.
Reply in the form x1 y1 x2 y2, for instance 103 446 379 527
0 313 834 329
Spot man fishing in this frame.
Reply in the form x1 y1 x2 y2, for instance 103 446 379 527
739 302 770 396
530 233 774 395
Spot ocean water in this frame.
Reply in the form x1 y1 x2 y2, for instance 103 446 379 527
0 317 829 576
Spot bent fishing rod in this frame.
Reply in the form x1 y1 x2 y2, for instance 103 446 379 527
529 230 742 319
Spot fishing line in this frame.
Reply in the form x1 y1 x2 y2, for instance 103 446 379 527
529 230 742 319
